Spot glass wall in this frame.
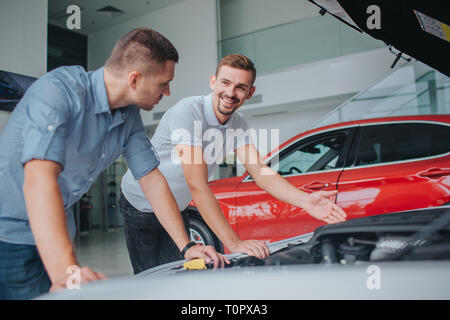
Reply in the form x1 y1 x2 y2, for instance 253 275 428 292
218 14 384 74
312 61 450 129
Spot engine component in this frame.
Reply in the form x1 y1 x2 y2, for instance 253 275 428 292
338 239 373 263
370 236 428 261
321 239 338 264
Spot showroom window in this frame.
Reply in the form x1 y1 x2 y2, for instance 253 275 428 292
311 62 450 130
271 132 348 176
353 122 450 166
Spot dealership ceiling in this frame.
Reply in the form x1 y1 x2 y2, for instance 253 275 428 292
48 0 187 34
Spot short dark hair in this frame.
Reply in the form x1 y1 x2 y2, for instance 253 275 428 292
105 28 179 74
216 54 256 85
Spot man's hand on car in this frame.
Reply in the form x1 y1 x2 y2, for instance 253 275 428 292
228 239 270 260
184 244 230 269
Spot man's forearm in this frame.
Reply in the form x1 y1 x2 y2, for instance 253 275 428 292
190 184 240 249
23 171 78 284
239 144 312 210
176 144 240 249
255 171 312 210
139 169 191 251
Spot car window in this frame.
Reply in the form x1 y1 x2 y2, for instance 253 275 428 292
353 122 450 166
271 133 346 176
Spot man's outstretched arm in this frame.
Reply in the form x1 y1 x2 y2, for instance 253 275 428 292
236 144 347 224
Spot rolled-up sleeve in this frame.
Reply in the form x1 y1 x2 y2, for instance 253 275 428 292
21 79 70 169
123 111 160 180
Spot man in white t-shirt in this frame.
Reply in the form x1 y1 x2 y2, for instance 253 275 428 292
120 54 347 274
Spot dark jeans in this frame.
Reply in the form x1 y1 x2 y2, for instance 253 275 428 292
119 192 191 274
0 240 51 300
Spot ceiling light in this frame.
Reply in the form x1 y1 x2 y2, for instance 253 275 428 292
97 5 125 19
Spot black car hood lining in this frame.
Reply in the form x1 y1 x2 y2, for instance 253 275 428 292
312 0 450 77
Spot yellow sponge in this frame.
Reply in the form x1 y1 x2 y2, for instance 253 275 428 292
183 258 207 270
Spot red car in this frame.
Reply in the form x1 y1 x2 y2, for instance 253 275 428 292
187 115 450 252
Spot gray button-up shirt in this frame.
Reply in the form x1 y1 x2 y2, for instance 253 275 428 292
0 66 159 245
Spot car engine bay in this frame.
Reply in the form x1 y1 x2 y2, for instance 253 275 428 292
226 206 450 268
141 206 450 276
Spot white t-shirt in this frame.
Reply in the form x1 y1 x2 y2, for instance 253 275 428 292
121 93 253 212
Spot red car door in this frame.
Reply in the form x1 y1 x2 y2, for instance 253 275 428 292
336 121 450 218
234 127 356 243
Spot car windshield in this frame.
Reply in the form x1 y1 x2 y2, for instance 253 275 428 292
311 61 450 129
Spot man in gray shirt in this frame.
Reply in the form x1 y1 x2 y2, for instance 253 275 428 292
121 54 347 273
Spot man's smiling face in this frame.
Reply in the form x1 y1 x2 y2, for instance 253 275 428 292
210 65 255 124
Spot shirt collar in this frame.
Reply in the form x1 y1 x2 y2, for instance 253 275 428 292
92 67 112 114
203 93 235 129
109 108 127 130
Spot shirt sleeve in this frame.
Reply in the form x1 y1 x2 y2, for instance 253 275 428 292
122 110 160 180
20 77 71 169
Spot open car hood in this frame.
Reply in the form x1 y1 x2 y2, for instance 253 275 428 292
309 0 450 77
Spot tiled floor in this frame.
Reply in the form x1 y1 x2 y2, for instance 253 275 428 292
74 228 134 278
